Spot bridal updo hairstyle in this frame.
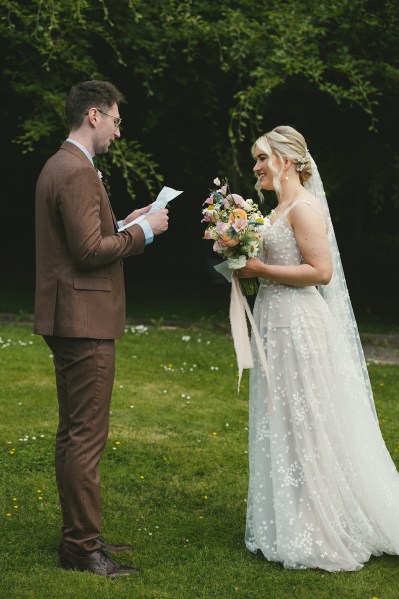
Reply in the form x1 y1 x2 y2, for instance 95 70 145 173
252 125 312 196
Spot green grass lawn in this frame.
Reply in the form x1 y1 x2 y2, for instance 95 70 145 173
1 323 399 599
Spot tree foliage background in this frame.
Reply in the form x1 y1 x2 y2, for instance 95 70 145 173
1 0 398 319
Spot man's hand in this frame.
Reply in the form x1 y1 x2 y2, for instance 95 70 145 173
146 208 169 235
122 204 152 227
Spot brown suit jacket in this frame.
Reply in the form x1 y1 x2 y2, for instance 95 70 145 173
34 141 146 339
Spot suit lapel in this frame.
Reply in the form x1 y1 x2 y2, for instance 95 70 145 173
102 186 119 232
61 141 119 233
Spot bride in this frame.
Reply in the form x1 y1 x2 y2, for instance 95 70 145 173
236 125 399 571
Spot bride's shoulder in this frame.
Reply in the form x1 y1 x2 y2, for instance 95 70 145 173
289 191 327 228
300 188 322 208
288 190 320 215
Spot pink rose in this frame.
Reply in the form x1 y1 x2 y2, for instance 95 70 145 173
216 221 229 235
213 241 222 253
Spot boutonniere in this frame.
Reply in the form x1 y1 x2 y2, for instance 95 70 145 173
97 170 103 180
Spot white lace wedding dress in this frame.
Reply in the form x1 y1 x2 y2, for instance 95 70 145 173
245 200 399 571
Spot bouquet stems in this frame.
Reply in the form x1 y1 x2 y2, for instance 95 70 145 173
239 277 259 296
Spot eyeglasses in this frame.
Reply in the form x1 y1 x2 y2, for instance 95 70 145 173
96 109 122 129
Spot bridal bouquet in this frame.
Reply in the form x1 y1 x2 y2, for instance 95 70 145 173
201 177 269 295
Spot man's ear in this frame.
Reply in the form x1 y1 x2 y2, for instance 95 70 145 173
87 107 98 127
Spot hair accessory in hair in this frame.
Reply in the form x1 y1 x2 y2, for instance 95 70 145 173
295 155 307 172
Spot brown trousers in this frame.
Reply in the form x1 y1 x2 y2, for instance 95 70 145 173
44 336 115 554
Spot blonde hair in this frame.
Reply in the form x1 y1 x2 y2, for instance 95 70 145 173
252 125 312 196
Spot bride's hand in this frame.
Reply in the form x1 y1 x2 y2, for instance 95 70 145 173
236 257 264 278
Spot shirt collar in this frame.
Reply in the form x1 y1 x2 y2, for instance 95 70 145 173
65 138 94 166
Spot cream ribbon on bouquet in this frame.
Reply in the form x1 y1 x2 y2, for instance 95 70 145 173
214 261 273 415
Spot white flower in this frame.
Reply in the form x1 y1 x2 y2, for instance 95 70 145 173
241 200 253 210
130 325 148 334
181 335 191 342
226 255 247 270
98 170 103 179
213 177 221 186
247 240 259 257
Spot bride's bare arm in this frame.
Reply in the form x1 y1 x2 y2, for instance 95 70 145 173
237 203 332 287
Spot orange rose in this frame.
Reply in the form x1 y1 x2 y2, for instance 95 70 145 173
220 233 240 247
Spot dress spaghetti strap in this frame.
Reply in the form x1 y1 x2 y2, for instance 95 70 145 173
284 199 327 230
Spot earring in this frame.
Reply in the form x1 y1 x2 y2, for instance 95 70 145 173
285 176 289 180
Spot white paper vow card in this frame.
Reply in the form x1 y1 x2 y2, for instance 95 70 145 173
118 186 183 232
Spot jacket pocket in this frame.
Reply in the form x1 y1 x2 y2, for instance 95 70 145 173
73 278 112 291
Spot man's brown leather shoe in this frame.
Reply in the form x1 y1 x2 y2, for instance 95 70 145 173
60 545 140 577
98 536 133 553
58 537 133 555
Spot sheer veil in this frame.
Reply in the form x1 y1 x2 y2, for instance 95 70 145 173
304 155 377 419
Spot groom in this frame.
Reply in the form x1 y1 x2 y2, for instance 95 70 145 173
34 80 168 577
